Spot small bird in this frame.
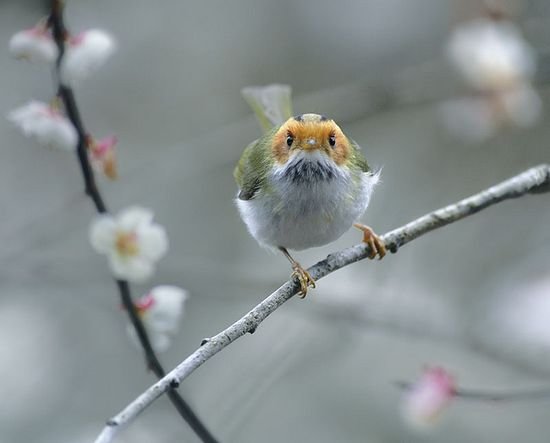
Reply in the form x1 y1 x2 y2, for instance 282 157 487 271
235 89 385 297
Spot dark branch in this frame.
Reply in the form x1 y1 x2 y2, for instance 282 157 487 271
48 2 218 442
395 380 550 403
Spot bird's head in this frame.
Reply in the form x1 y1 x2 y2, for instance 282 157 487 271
271 113 352 166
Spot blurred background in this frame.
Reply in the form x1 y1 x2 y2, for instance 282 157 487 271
1 0 550 442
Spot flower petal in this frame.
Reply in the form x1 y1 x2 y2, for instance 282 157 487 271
148 331 172 353
89 215 116 253
138 224 168 261
60 29 116 85
9 29 58 63
109 254 153 283
145 286 187 333
117 206 153 231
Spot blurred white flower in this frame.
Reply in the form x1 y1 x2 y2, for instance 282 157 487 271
7 100 77 151
448 18 535 92
441 84 542 143
499 84 542 127
241 84 293 132
60 29 116 85
128 286 189 352
89 207 168 283
9 25 58 63
88 135 118 179
401 367 455 430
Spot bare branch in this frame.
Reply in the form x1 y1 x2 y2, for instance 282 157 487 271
94 164 549 443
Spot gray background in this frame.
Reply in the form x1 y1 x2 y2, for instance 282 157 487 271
1 0 550 442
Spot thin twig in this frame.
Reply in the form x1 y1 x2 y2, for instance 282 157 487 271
48 2 219 442
395 381 550 402
94 164 550 443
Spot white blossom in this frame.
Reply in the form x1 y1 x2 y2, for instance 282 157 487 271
60 29 116 85
441 85 542 143
9 26 58 63
127 286 189 352
89 207 168 283
448 18 535 92
401 367 455 430
241 84 293 132
7 101 77 151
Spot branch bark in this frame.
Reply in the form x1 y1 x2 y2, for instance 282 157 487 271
94 164 549 443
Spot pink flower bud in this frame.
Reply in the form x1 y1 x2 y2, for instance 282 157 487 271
401 367 455 430
88 135 118 179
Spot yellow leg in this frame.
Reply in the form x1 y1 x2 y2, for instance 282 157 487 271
279 247 316 298
353 223 386 260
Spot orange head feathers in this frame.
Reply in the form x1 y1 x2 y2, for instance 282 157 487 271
271 113 351 165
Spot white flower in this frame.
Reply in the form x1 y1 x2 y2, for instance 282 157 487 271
89 207 168 283
401 367 455 430
60 29 116 85
499 84 542 128
241 84 293 132
441 85 541 142
128 286 189 352
7 101 77 151
9 26 58 63
448 18 535 92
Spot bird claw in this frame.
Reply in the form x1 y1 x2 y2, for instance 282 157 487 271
291 264 316 298
353 223 386 260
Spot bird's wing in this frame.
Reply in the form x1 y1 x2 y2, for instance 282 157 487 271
233 137 271 200
349 139 371 173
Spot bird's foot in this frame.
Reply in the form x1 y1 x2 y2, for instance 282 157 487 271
353 223 386 259
291 263 316 298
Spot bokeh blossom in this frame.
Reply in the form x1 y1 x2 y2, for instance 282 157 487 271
443 16 541 141
401 367 455 430
448 18 535 93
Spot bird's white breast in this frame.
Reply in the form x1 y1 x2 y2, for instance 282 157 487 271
236 151 379 251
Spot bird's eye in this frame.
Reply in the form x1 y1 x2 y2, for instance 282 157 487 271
286 134 294 147
328 134 336 147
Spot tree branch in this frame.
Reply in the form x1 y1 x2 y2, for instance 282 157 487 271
94 164 549 443
395 380 550 403
48 2 219 442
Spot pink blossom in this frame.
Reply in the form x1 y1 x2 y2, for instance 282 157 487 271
401 367 455 430
88 135 118 179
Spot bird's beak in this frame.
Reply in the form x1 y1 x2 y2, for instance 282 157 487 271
301 137 320 151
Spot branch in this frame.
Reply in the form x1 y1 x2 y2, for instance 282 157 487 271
395 380 550 402
48 2 219 442
94 164 550 443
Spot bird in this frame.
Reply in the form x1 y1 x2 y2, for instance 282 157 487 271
235 87 385 298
